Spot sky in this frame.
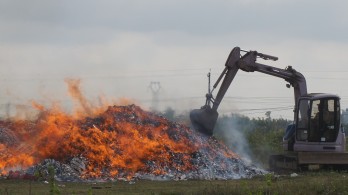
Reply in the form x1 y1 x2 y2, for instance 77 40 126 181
0 0 348 119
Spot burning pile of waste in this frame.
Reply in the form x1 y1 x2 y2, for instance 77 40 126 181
0 104 262 181
0 79 263 181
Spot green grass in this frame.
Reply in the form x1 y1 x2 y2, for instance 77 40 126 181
0 171 348 194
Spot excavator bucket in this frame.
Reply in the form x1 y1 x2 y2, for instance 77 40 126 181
190 106 218 136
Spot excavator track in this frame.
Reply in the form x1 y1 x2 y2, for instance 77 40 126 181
269 154 298 171
269 152 348 172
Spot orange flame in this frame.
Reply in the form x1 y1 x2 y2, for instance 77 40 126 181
0 79 238 178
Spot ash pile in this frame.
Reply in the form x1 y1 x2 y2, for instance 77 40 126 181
0 104 264 181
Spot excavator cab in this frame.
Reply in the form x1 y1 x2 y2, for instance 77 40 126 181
284 93 344 152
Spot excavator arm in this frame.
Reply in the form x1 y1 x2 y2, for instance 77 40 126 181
190 47 307 135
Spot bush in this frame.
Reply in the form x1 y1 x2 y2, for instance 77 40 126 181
214 114 290 167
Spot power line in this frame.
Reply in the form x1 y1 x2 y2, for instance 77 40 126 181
1 67 348 81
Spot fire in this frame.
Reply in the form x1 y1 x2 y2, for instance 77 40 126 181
0 79 241 180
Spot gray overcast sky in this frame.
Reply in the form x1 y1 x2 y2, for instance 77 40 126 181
0 0 348 119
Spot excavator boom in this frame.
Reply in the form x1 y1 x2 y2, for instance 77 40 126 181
190 47 307 135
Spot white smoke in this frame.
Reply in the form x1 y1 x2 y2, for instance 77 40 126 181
215 114 254 165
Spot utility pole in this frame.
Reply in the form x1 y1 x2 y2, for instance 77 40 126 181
148 81 161 112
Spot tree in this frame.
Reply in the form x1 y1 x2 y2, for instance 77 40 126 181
265 111 271 120
162 107 175 121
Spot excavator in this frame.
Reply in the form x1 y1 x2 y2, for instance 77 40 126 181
190 47 348 170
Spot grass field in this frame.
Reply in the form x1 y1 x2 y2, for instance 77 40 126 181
0 171 348 194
